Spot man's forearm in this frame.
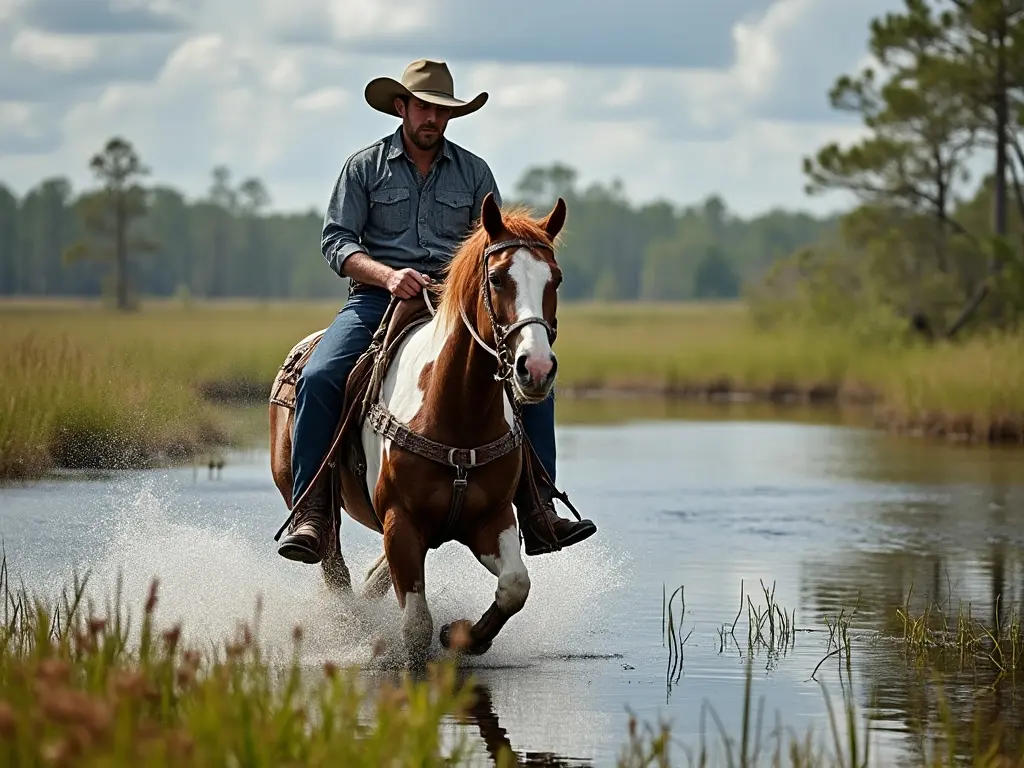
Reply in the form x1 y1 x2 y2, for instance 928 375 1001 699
340 251 394 289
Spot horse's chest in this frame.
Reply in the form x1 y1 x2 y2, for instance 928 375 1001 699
379 450 511 517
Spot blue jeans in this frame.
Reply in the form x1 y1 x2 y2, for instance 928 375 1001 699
290 285 557 507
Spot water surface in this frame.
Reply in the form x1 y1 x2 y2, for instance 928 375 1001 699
2 400 1023 766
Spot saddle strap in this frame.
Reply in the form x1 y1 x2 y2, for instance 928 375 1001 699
366 401 522 470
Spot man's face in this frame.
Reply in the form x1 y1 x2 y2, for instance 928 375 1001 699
396 97 452 151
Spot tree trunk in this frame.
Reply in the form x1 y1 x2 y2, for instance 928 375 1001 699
946 12 1009 340
116 191 128 311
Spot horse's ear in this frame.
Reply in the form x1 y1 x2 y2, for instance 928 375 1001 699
481 192 504 238
540 197 566 239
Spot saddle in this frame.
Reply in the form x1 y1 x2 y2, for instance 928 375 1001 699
269 289 436 534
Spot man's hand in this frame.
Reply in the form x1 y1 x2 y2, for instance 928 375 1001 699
340 253 433 298
386 268 432 299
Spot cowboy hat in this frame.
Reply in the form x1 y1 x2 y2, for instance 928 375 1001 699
364 59 488 119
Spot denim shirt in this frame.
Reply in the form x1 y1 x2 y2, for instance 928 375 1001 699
321 127 502 277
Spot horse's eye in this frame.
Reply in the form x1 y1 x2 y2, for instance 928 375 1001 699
489 272 502 289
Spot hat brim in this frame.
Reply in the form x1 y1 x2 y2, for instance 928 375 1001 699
364 77 488 119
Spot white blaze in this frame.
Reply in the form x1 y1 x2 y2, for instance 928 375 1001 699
507 248 554 381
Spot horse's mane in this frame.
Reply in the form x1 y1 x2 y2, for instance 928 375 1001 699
434 205 558 332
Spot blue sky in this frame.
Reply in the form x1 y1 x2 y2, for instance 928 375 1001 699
0 0 906 217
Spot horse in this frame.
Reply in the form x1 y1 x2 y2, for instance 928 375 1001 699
268 192 569 665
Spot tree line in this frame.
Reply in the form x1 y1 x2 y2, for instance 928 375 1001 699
11 0 1018 329
0 148 838 308
751 0 1024 339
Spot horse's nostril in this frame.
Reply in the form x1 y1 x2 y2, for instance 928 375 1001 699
515 355 528 377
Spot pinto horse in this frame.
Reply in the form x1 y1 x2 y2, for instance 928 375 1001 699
268 192 569 665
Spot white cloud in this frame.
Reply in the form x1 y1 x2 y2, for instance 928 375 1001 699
324 0 431 40
0 0 25 22
258 0 433 44
10 28 99 71
0 0 906 218
294 87 347 112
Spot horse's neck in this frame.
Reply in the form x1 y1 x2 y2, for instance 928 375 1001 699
424 302 509 437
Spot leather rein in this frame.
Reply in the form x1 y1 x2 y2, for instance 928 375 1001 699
367 237 558 535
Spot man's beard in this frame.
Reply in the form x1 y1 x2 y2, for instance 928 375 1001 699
410 123 441 150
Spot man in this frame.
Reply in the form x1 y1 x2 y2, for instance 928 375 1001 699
277 59 597 564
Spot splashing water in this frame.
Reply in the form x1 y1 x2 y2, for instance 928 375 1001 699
54 467 629 671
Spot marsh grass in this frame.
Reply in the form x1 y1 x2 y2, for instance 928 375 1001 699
2 298 1023 480
5 557 1024 766
657 579 1024 767
0 553 487 767
895 583 1024 680
0 332 228 480
710 580 797 670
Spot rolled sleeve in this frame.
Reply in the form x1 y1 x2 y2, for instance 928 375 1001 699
321 156 368 276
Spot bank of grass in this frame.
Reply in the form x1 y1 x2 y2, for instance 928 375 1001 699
0 333 226 480
1 297 1022 480
3 562 1024 767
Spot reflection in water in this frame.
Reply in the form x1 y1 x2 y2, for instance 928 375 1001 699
454 678 593 767
801 435 1024 764
2 399 1024 765
360 668 594 767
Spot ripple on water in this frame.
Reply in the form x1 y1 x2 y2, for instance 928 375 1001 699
2 415 1024 766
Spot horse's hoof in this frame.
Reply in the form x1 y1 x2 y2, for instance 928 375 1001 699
440 620 491 655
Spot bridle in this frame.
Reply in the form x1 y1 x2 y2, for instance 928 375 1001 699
424 238 558 384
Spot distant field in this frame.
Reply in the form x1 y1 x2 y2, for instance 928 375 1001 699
1 297 1022 479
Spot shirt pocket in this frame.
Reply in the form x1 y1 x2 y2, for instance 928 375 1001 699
435 189 474 237
369 186 411 235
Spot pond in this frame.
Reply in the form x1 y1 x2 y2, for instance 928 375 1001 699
2 399 1023 766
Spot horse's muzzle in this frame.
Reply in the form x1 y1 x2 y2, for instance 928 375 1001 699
514 353 557 400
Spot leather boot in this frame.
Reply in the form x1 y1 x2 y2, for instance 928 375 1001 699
277 473 332 564
514 475 597 557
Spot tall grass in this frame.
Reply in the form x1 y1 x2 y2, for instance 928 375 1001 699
2 298 1022 480
5 558 1024 766
0 333 226 480
0 560 481 766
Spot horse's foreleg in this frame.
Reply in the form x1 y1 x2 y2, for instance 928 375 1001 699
441 508 529 656
383 510 432 667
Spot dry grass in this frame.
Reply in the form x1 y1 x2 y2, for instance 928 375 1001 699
5 553 1024 766
1 297 1022 480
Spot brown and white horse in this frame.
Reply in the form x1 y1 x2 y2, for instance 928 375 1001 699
337 192 565 665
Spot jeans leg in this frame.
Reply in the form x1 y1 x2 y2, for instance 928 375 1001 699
290 287 391 507
519 389 557 483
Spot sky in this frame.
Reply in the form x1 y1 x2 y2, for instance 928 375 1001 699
0 0 908 218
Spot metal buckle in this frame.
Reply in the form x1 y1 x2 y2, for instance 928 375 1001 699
370 405 387 433
448 448 477 468
453 463 468 489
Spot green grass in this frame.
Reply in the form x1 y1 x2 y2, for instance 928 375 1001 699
4 558 1024 766
0 559 483 766
1 297 1022 480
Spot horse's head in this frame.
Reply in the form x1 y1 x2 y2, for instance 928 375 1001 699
478 192 565 404
438 192 566 405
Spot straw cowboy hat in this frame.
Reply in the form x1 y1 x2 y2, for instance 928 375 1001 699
364 59 488 119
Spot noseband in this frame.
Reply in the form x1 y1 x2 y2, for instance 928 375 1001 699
455 238 558 383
